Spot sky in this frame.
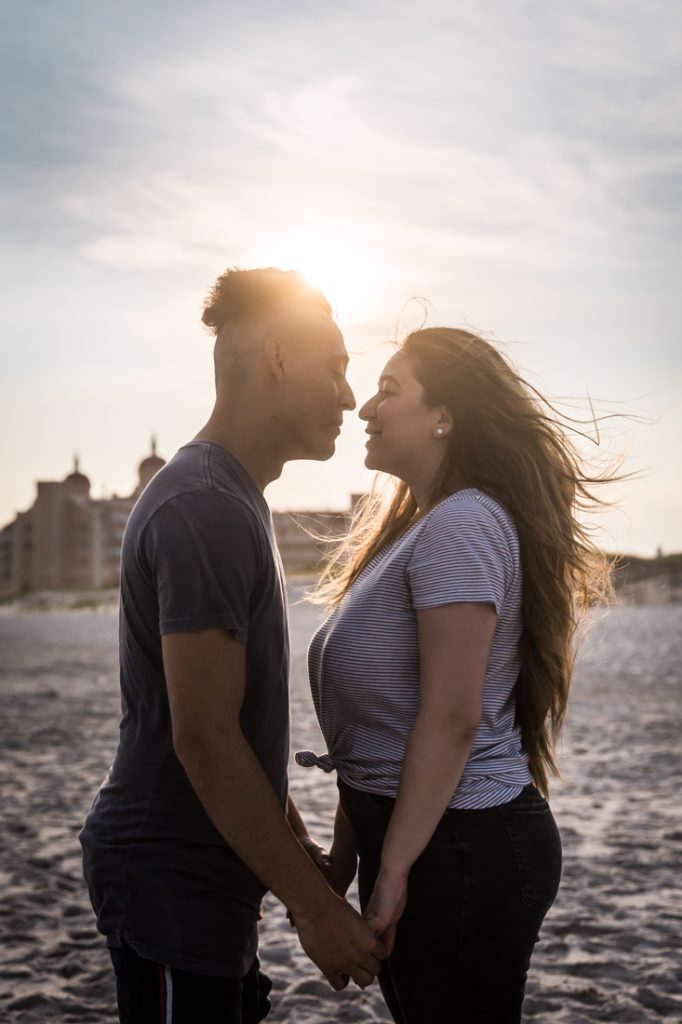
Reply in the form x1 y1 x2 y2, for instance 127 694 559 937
1 0 680 556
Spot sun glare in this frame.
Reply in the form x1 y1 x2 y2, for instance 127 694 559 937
250 230 379 322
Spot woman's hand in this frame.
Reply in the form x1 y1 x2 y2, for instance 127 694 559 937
364 870 407 956
286 834 334 928
287 796 334 881
297 833 334 879
285 798 335 927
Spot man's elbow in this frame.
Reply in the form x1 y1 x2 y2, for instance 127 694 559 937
171 722 234 777
172 725 208 774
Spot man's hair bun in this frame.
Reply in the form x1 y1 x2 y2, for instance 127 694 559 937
202 266 332 335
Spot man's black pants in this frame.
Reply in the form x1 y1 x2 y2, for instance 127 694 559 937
109 940 272 1023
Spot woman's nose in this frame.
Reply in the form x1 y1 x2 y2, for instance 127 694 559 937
359 394 377 421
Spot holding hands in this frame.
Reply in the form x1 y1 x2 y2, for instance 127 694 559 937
289 800 384 991
294 892 386 992
291 799 412 988
326 800 407 957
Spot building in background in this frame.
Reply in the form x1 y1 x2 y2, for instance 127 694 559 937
0 442 355 596
273 506 353 574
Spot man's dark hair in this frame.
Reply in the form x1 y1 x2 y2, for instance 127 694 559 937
202 267 332 335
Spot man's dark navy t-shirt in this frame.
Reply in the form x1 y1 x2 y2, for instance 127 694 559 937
79 442 290 977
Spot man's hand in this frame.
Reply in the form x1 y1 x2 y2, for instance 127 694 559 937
364 870 408 957
295 892 386 991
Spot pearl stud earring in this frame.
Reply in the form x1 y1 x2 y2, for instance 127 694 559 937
434 426 445 437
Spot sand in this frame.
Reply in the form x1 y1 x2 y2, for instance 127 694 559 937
0 591 680 1023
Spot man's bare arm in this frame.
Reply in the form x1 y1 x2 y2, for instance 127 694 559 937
162 628 384 990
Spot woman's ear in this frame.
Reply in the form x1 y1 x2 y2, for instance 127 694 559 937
432 406 453 437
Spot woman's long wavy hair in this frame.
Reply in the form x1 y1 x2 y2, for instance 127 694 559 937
316 328 616 797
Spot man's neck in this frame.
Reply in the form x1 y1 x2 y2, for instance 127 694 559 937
193 413 285 493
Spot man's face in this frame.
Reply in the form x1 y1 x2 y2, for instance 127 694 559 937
275 306 356 461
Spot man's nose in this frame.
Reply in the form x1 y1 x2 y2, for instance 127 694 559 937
340 377 356 412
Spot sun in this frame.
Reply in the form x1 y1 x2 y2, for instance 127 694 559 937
249 230 379 322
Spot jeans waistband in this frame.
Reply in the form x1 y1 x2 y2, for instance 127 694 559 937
338 779 543 816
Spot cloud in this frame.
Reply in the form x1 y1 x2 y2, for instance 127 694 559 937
5 0 680 259
83 234 198 272
1 0 680 550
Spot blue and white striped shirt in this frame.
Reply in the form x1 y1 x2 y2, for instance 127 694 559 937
298 488 532 809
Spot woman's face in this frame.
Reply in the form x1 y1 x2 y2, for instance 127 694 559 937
359 351 451 481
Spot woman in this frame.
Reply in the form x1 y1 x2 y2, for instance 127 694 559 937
296 328 613 1022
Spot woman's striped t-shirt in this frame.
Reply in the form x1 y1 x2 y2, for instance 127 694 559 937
297 488 532 810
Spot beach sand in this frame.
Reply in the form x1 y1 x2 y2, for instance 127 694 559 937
0 591 680 1022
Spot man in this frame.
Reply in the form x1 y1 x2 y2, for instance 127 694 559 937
80 268 384 1022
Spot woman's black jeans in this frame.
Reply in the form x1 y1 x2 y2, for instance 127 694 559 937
339 781 562 1024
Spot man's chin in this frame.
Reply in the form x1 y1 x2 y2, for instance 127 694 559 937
294 439 336 463
315 441 336 462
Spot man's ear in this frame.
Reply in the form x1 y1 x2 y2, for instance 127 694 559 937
263 336 285 379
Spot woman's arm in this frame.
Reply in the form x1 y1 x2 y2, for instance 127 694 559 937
290 794 357 896
365 601 497 951
287 795 333 876
329 800 358 896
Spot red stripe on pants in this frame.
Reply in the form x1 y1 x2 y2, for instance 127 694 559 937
157 964 166 1024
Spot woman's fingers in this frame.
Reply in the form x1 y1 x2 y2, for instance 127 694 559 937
299 836 334 879
365 909 389 936
381 923 398 957
364 911 397 956
365 872 408 953
311 847 333 874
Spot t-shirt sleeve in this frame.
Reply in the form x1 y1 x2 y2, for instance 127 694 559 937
140 490 262 642
406 500 515 613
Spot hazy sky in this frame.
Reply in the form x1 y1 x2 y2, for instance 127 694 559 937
2 0 680 555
